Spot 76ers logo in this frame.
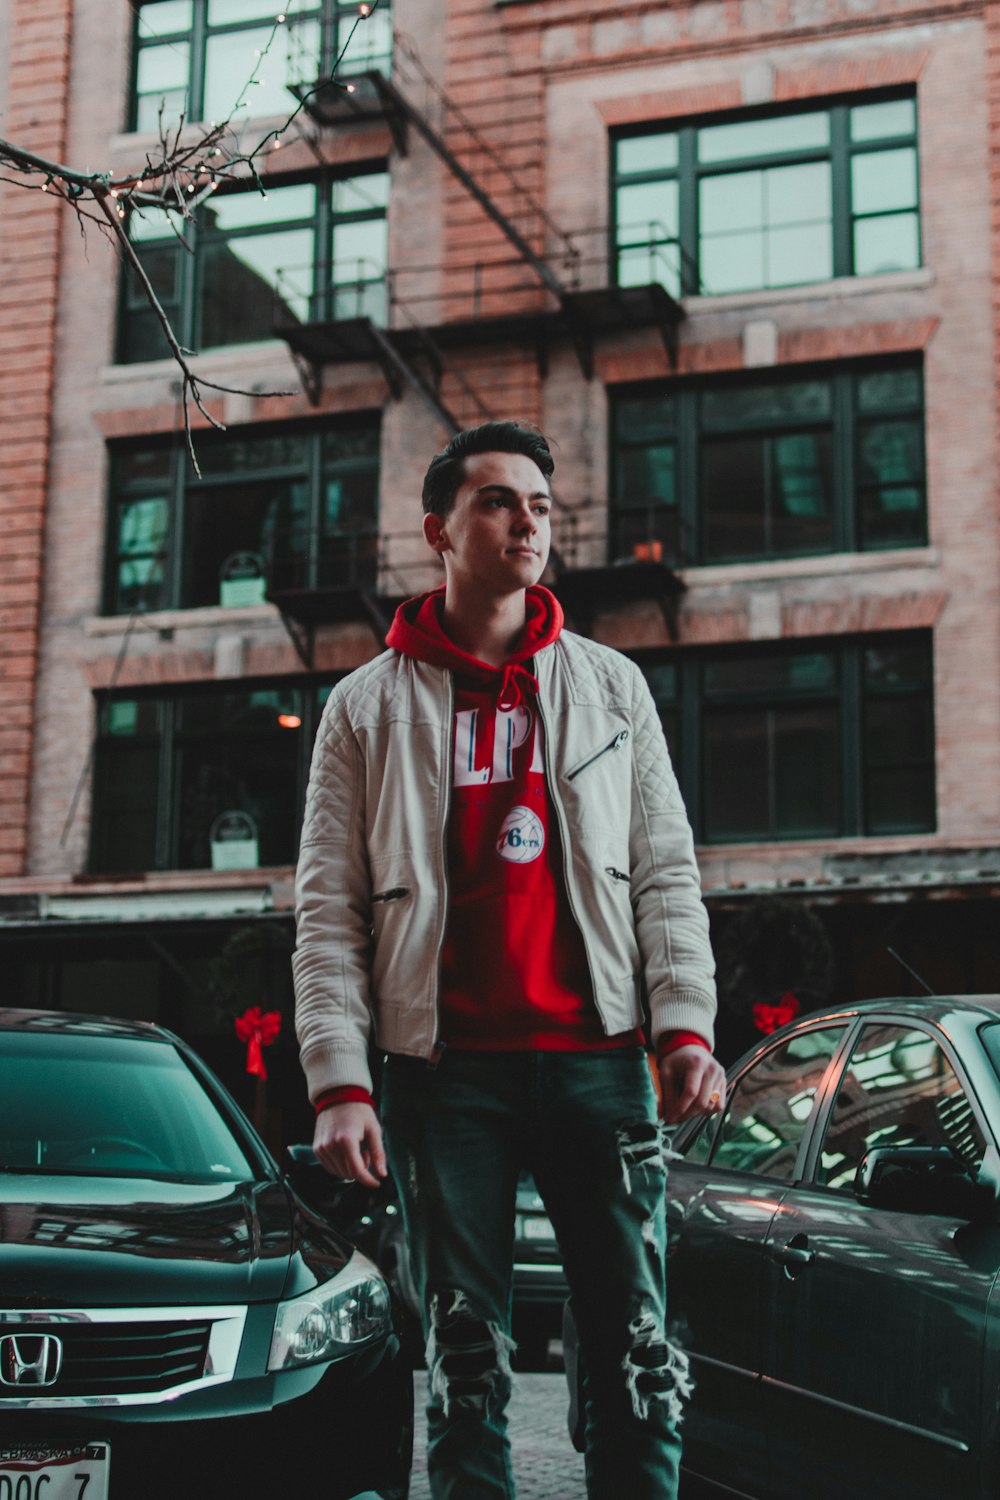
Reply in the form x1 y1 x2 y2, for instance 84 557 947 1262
497 806 544 863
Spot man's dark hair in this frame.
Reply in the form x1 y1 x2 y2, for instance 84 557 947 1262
421 421 555 517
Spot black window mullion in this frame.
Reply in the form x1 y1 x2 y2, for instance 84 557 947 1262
678 128 699 295
169 446 187 610
834 369 855 552
316 178 333 322
153 698 174 870
830 106 853 277
840 644 862 834
677 388 698 565
190 1 208 128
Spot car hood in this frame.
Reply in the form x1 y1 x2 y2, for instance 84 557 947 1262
0 1174 349 1308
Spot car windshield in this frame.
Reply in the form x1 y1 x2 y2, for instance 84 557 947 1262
0 1031 257 1184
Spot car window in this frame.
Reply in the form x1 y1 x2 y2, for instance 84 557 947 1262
0 1032 257 1183
709 1026 847 1180
818 1023 987 1191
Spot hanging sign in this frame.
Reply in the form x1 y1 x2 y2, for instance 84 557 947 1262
220 551 265 608
210 810 259 871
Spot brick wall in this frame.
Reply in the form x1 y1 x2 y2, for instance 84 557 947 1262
0 0 73 876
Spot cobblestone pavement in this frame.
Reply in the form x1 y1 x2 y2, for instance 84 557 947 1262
408 1366 587 1500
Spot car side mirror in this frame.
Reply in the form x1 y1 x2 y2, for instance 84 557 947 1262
854 1144 996 1222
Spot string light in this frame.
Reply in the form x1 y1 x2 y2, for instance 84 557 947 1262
277 13 287 22
272 136 282 149
359 2 371 14
345 82 356 93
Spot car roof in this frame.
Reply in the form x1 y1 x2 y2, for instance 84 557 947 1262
0 1006 174 1042
789 995 1000 1028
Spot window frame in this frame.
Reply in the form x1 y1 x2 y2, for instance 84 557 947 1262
90 676 338 875
638 631 936 844
127 0 393 135
609 357 927 568
103 417 382 616
611 89 921 299
117 163 389 363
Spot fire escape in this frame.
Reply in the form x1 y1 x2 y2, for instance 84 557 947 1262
268 30 686 662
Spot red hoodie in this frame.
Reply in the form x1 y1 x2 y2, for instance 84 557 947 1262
315 586 704 1112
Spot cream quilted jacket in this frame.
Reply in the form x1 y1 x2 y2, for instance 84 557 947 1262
293 630 717 1101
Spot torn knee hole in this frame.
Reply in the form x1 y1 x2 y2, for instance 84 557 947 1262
622 1307 694 1425
426 1290 515 1418
616 1120 668 1192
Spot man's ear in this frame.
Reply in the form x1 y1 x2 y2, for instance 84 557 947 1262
423 512 449 554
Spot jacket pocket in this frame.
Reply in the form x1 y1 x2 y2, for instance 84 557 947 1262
566 729 630 782
372 887 410 904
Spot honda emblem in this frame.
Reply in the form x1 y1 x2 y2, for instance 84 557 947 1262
0 1334 63 1387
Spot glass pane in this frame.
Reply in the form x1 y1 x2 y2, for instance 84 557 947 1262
773 704 840 835
700 170 763 234
333 172 390 216
644 663 678 705
711 1027 846 1178
323 424 380 463
864 641 931 692
183 477 309 607
114 449 173 487
820 1025 982 1191
349 5 393 68
852 148 917 215
618 444 676 505
698 111 829 164
771 432 833 552
702 436 766 560
865 695 933 767
118 496 169 555
176 726 300 868
699 229 764 295
128 206 185 245
856 366 921 413
702 379 831 429
106 699 159 737
208 182 316 232
859 485 924 548
208 0 297 22
704 707 769 838
615 395 676 443
766 221 832 286
200 227 314 346
618 244 680 298
866 766 935 834
333 217 388 281
117 557 168 613
136 41 190 96
204 25 303 121
850 97 916 143
137 1 193 37
858 419 922 485
617 180 679 243
767 161 831 226
705 652 836 696
181 688 298 733
854 212 920 275
93 745 160 873
195 431 308 477
617 133 679 175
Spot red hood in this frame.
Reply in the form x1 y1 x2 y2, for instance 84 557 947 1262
386 585 563 708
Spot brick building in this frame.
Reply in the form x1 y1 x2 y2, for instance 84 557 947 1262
1 0 998 1118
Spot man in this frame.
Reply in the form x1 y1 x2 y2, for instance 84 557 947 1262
294 421 724 1500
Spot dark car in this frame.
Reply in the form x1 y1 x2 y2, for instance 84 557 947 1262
567 995 1000 1499
0 1009 412 1500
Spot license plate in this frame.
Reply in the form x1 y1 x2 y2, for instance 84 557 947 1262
0 1443 110 1499
522 1215 555 1241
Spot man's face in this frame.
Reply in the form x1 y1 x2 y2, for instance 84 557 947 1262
424 450 552 598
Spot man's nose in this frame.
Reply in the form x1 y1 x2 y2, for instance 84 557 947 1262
512 501 538 531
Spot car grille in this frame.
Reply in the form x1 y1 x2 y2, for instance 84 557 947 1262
0 1320 211 1397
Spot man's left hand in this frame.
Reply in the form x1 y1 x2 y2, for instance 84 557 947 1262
658 1045 727 1125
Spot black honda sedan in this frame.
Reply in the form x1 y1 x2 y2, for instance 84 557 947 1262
0 1009 412 1500
658 995 1000 1499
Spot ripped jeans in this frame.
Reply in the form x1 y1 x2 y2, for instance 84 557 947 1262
381 1048 686 1500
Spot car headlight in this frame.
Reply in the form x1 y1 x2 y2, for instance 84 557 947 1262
268 1250 392 1371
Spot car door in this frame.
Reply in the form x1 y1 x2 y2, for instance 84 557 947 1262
669 1022 850 1496
763 1018 1000 1500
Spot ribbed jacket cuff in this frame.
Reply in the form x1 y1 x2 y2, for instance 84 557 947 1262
649 990 716 1052
301 1041 373 1105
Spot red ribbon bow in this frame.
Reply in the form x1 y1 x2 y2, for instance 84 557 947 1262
752 992 801 1036
235 1006 282 1079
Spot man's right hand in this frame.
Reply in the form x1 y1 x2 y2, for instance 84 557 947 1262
313 1101 387 1188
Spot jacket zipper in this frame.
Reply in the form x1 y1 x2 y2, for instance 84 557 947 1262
533 687 609 1035
428 671 454 1069
566 729 630 781
372 887 409 903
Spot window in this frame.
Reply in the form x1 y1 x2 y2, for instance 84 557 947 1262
90 681 335 874
697 1027 846 1179
642 633 935 843
818 1024 986 1191
120 169 389 362
131 0 393 134
613 95 920 298
105 420 380 614
611 361 926 566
